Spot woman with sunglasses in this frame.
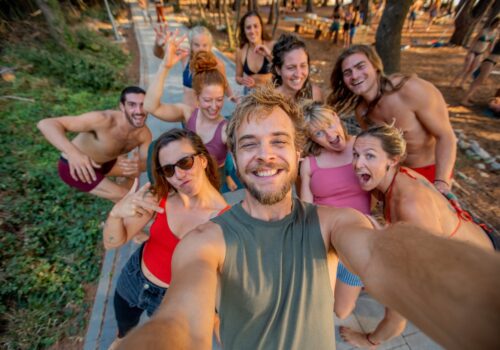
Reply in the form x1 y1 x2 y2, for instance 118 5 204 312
340 123 497 348
270 33 323 103
103 129 229 349
146 32 237 190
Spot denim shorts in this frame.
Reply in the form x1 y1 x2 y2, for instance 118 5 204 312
115 244 167 317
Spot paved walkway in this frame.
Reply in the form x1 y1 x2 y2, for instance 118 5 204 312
84 2 441 349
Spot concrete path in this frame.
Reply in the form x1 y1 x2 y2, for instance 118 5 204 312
84 2 441 349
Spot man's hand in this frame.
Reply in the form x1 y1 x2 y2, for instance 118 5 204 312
117 150 140 178
109 179 164 219
434 179 462 211
66 151 100 183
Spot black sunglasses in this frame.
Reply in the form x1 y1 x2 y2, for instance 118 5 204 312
158 153 201 178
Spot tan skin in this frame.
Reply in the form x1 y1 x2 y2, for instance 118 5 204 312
145 32 237 190
300 112 365 319
152 24 235 106
37 93 152 202
119 106 500 350
235 15 274 89
341 52 456 195
338 135 495 348
103 138 227 347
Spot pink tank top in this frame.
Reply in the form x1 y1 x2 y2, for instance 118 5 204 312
308 156 371 214
186 109 227 167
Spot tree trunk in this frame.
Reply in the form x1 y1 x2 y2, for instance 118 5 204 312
248 0 259 12
306 0 314 13
222 0 236 49
272 0 280 37
360 0 371 25
486 0 500 25
34 0 73 48
449 0 494 46
196 0 207 21
375 0 412 74
234 0 242 34
268 0 276 24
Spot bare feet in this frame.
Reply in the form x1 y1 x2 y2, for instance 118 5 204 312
339 326 378 349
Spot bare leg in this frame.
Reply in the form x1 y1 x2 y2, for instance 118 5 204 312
90 177 130 203
340 307 406 347
461 61 495 105
334 281 362 319
458 54 484 89
451 52 475 87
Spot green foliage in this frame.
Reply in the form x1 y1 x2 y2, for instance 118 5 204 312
0 23 128 349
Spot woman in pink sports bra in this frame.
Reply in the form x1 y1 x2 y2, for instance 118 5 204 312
145 31 237 190
300 102 375 328
342 123 497 348
103 129 228 349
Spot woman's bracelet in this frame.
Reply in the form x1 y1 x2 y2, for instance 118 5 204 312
433 178 450 187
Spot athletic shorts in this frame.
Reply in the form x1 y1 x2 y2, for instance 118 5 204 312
337 261 363 287
58 156 116 192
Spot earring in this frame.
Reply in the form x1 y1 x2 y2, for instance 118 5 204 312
386 165 390 171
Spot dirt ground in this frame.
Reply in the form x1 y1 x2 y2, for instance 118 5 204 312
205 6 499 231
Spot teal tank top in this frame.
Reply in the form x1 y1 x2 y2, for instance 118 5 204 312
211 198 335 350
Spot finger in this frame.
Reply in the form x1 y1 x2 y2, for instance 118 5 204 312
174 33 188 46
133 198 164 213
136 182 151 195
90 159 101 168
78 166 92 184
127 178 139 195
86 164 97 182
69 165 79 182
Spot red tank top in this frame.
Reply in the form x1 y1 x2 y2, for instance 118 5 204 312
142 196 229 284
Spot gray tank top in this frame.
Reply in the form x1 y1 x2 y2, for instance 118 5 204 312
211 198 335 350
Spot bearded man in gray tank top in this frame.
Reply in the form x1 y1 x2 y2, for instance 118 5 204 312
118 84 500 350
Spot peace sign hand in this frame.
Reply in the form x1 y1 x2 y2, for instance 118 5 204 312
110 179 164 219
161 30 189 70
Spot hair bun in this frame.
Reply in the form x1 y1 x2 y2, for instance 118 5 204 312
191 51 218 74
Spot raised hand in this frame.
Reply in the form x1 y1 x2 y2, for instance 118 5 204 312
240 76 256 88
110 179 164 219
66 151 100 183
154 23 169 48
161 29 189 70
117 150 140 178
254 44 272 59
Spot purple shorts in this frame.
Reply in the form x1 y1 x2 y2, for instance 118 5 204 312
58 156 117 192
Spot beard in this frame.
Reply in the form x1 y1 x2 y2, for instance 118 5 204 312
125 110 146 128
237 160 297 206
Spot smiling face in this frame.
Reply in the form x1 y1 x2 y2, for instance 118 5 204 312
244 15 262 44
276 48 309 95
309 112 346 153
341 52 379 98
158 138 207 195
234 107 299 205
120 93 147 128
352 135 399 191
191 33 212 54
197 84 225 120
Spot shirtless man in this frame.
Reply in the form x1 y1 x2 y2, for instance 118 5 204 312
118 85 500 350
328 45 457 196
38 86 152 202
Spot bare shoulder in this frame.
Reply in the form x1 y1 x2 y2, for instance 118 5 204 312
317 206 371 231
312 83 324 102
176 220 226 269
300 155 311 175
394 75 440 99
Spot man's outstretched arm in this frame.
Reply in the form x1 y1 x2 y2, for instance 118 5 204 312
332 221 500 350
119 222 223 350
